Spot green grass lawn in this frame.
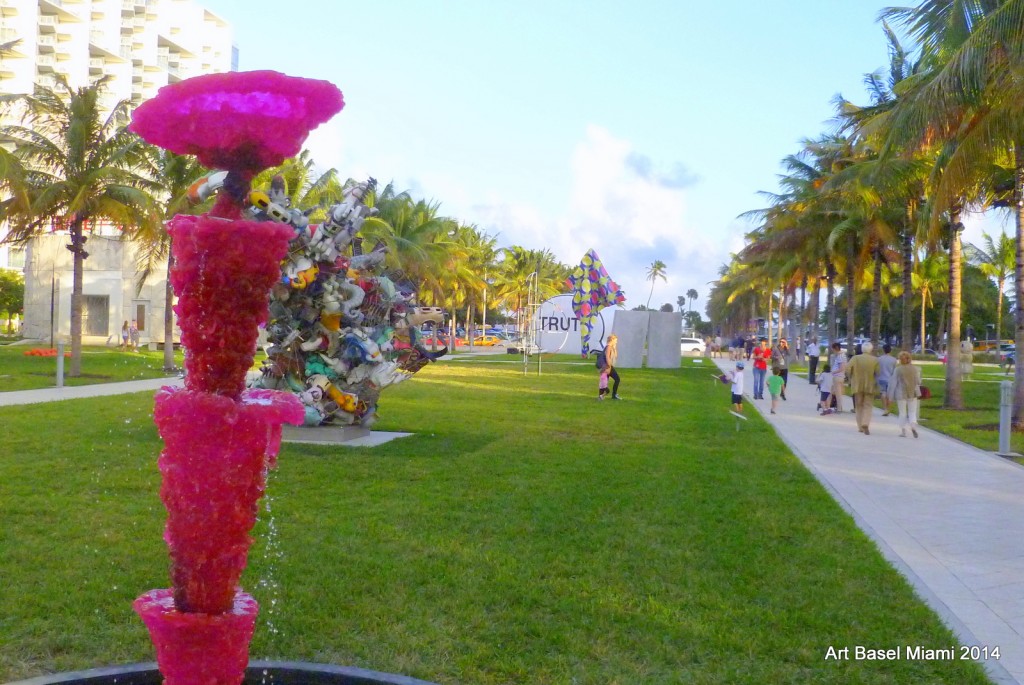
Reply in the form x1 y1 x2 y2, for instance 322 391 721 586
0 356 994 684
904 361 1024 456
0 345 182 391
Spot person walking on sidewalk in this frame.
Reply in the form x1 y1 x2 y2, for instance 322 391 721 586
767 369 784 414
889 350 922 437
847 341 880 435
771 338 790 400
752 337 770 399
829 342 848 413
806 337 821 384
816 363 835 414
877 344 898 416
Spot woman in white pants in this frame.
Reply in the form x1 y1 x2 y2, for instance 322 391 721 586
889 351 922 438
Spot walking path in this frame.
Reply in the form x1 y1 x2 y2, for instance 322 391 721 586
714 357 1024 685
0 376 183 407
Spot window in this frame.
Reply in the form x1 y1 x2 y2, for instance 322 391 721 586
7 247 25 269
83 295 109 336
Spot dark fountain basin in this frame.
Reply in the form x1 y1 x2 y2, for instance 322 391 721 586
3 662 438 685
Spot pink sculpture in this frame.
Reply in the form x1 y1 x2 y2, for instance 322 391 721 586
130 71 344 685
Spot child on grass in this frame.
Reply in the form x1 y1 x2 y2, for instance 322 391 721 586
598 367 610 400
766 369 784 414
729 361 745 413
816 363 834 414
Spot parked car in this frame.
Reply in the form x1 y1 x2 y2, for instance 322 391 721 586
680 336 706 356
407 306 445 328
423 334 465 347
471 335 504 347
507 339 541 355
911 346 942 358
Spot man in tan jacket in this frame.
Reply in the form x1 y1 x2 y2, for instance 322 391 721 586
846 342 881 435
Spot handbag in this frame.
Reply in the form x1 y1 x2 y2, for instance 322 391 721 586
918 385 931 400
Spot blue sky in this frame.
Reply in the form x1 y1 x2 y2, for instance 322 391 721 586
200 0 1004 313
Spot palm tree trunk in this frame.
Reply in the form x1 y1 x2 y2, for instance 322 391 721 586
920 289 928 356
935 298 947 348
826 261 837 344
996 276 1004 344
808 277 819 341
945 216 964 410
163 249 176 371
799 275 807 348
1014 143 1024 427
870 245 882 346
845 249 856 356
777 289 785 347
901 224 914 351
68 219 86 377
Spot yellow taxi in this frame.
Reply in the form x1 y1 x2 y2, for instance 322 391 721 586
471 335 504 346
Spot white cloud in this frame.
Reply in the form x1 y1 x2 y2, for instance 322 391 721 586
466 125 734 311
306 122 738 314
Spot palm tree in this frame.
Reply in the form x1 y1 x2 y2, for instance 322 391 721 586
0 75 153 376
676 295 686 313
965 230 1015 342
252 150 346 224
451 224 496 342
360 185 453 302
913 252 948 352
686 288 699 316
645 260 667 309
130 148 209 371
881 0 1024 417
492 246 568 331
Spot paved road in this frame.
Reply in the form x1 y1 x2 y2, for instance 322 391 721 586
714 357 1024 684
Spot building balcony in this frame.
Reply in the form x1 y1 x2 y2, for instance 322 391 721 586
38 14 57 29
37 35 57 51
39 0 82 21
37 55 57 70
89 57 104 71
0 0 18 18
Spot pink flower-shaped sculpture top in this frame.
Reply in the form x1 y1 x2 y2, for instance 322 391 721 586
130 70 344 175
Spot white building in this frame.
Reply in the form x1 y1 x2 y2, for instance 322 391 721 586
21 234 170 346
0 0 235 341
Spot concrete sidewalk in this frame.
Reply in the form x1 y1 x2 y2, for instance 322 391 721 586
0 376 183 407
715 357 1024 685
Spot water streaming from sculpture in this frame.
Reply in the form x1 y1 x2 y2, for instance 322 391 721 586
128 71 345 685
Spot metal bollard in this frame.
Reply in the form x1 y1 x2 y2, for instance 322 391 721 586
998 380 1013 455
56 341 65 388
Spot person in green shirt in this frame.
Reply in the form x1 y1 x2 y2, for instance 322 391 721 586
766 370 785 415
